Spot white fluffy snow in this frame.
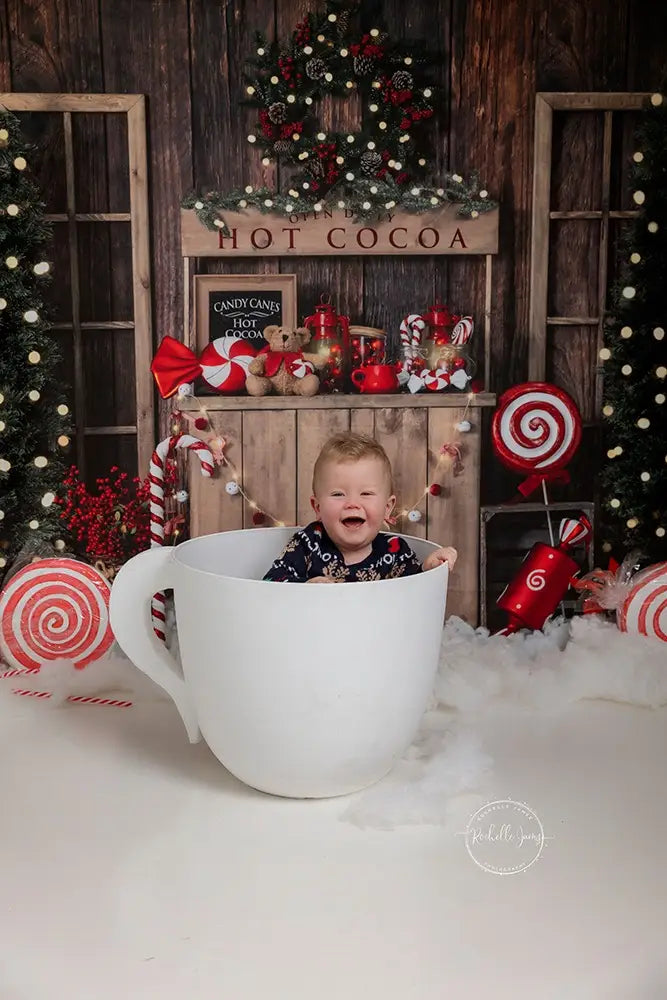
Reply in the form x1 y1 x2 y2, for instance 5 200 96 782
2 614 665 830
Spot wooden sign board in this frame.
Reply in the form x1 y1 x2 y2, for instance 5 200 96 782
194 274 297 350
181 204 499 258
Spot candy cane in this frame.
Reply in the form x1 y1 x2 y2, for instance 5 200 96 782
399 314 426 369
451 316 474 346
149 433 215 641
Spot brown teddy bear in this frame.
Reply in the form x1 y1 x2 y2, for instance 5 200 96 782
245 325 328 397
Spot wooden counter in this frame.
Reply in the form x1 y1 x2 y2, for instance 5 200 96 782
185 392 496 624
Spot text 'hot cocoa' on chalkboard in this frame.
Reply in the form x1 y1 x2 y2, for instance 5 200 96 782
208 290 285 344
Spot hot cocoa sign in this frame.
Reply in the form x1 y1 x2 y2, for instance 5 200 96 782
181 204 499 258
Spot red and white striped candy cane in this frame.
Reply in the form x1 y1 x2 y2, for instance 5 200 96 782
399 314 426 370
149 433 215 640
451 316 474 346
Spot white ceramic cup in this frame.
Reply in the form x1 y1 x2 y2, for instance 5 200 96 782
109 527 448 799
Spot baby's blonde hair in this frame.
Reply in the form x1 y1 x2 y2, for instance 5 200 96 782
312 432 393 493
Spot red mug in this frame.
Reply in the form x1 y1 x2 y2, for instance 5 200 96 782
351 364 399 394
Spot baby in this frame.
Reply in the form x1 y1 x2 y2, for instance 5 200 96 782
263 432 457 583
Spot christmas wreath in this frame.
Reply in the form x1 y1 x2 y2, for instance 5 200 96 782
184 0 495 231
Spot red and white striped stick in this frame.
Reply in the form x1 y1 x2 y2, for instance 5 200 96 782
149 433 215 640
10 687 132 708
2 667 133 708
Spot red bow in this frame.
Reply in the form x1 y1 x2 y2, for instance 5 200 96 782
150 336 204 398
517 468 571 499
257 345 304 378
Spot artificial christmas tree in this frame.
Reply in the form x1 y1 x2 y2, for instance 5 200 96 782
0 112 70 580
600 91 667 563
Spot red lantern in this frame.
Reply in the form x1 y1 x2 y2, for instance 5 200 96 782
421 300 457 347
303 294 351 390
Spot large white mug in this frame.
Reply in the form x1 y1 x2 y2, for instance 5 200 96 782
110 527 448 798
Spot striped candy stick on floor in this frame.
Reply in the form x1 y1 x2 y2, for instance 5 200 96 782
148 433 215 640
10 687 132 707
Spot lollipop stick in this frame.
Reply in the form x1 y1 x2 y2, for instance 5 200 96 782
541 479 566 617
541 479 556 547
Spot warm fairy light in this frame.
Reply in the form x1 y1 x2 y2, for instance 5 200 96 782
57 404 69 415
28 350 41 363
41 492 55 507
29 519 39 529
57 435 70 447
610 498 621 508
28 390 40 401
34 456 48 468
599 348 611 360
33 261 49 275
626 518 638 529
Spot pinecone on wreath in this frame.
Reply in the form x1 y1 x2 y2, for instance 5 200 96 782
391 70 414 90
273 139 293 154
306 57 327 80
354 56 375 76
354 54 375 76
335 10 351 35
268 101 288 124
360 150 382 175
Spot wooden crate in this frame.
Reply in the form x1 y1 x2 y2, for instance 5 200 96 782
480 500 595 631
183 392 496 624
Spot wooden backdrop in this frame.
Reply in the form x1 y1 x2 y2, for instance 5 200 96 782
1 0 665 499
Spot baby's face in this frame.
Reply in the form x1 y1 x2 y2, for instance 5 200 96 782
311 457 395 554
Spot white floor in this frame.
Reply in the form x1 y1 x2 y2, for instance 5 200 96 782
3 693 667 999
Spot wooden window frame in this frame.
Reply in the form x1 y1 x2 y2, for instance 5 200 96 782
529 91 651 408
0 92 155 476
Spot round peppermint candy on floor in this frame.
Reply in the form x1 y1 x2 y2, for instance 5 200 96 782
0 558 114 670
199 337 257 393
617 561 667 643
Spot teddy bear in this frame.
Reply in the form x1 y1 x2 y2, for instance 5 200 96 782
245 325 328 397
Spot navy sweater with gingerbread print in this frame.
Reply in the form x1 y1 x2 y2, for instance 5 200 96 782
263 521 423 583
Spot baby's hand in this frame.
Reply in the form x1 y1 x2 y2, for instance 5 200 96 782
422 546 457 572
307 576 339 584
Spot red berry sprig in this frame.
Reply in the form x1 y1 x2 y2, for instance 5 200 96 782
54 464 174 566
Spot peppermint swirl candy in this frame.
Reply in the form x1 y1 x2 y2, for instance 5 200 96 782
0 559 114 671
617 562 667 643
491 382 582 473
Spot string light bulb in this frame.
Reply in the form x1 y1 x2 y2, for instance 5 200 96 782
34 456 48 468
13 157 27 170
33 261 49 275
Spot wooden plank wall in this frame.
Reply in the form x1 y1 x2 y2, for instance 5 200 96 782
1 0 666 499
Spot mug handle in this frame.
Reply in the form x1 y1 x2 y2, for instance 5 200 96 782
351 368 366 388
109 547 201 743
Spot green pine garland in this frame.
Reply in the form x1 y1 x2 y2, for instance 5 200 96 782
599 90 667 562
0 112 71 578
183 0 495 232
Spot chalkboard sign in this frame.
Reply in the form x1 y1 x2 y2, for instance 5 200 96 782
195 274 297 350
